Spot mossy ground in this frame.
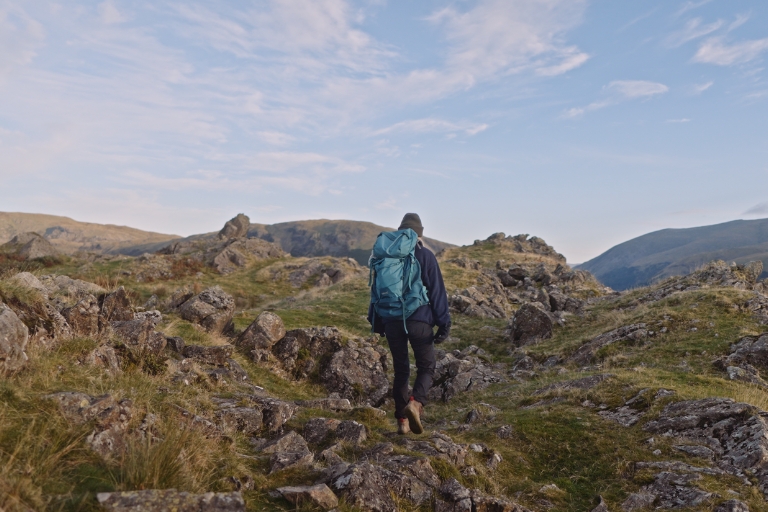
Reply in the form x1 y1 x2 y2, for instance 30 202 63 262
2 249 768 511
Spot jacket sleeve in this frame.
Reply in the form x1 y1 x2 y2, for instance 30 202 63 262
421 249 451 328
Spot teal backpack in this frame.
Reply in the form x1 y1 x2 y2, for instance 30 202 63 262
368 228 430 333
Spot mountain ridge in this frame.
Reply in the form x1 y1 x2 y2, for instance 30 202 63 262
580 218 768 290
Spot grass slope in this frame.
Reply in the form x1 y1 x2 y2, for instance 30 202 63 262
2 240 768 511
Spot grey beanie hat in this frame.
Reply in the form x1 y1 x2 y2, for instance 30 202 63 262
398 213 423 237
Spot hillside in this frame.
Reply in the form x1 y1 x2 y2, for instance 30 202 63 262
0 212 180 255
3 228 768 511
164 218 455 264
580 218 768 290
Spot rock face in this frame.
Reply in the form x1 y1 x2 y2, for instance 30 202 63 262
644 398 768 497
277 484 338 510
568 323 648 365
177 286 235 333
47 392 132 457
236 311 286 362
218 213 250 240
99 286 134 325
621 472 711 511
111 318 167 354
506 302 553 346
428 345 506 402
330 462 433 512
61 294 101 337
319 338 390 406
96 490 245 512
0 302 29 372
1 232 59 260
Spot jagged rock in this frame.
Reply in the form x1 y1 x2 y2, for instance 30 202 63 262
622 472 711 510
637 260 760 304
236 311 286 362
304 417 341 444
182 344 234 366
598 406 645 427
319 338 390 406
497 425 514 439
428 347 506 402
135 310 162 325
674 445 715 460
726 364 768 388
215 407 263 435
111 318 167 354
99 287 134 328
260 431 313 473
38 275 106 300
644 398 768 497
163 285 195 311
591 496 608 512
331 462 432 511
277 484 339 510
436 478 531 512
1 232 59 260
400 432 468 467
166 336 185 353
568 324 647 365
9 272 49 297
715 499 750 512
61 294 100 337
507 302 552 346
719 334 768 372
449 286 507 318
96 489 245 511
253 397 299 433
533 374 613 395
218 213 250 240
272 326 343 379
0 302 29 372
47 392 132 457
296 397 352 411
86 345 121 373
336 420 367 445
178 286 234 333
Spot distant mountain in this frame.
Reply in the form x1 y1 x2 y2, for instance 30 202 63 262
0 212 179 255
580 218 768 291
160 219 455 265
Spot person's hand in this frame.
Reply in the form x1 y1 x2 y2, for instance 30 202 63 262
434 322 451 344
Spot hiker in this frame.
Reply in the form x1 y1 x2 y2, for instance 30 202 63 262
368 213 451 435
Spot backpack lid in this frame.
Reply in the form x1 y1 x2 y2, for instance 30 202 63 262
372 228 419 260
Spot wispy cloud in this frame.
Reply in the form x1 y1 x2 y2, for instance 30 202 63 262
373 118 488 137
666 118 691 123
676 0 714 17
564 80 669 117
692 81 713 94
694 36 768 66
666 18 723 47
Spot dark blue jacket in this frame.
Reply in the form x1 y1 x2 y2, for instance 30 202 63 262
368 241 451 334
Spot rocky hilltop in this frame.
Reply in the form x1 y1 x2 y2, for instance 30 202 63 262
3 221 768 511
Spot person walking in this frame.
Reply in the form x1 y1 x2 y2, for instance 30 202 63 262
368 213 451 435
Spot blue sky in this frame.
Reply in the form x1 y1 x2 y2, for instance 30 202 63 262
1 0 767 262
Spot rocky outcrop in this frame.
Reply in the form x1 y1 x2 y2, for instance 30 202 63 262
330 461 433 511
506 302 553 346
177 286 234 333
1 232 60 260
428 345 506 402
111 317 167 354
621 472 712 511
319 338 390 406
218 213 250 240
96 489 245 512
61 294 101 337
47 392 132 458
99 286 134 326
568 324 648 365
643 398 768 497
38 274 106 301
0 302 29 372
277 484 338 510
236 311 286 362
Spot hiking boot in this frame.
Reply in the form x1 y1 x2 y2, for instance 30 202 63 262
404 397 424 435
397 418 410 435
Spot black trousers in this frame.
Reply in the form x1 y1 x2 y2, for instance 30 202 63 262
385 320 435 419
